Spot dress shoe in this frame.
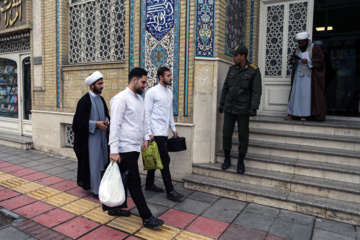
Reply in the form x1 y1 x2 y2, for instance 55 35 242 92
143 216 164 229
167 190 184 202
284 115 294 120
221 149 231 170
145 183 164 193
108 209 131 217
300 117 307 121
237 153 246 174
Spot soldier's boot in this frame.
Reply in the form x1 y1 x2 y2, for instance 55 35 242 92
237 153 246 174
221 150 231 170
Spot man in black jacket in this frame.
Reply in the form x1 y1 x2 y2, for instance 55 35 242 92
218 45 262 174
72 71 110 199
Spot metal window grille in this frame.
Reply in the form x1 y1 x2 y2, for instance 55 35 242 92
0 33 30 54
68 0 125 64
65 124 74 147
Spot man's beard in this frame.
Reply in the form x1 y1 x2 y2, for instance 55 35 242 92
299 42 308 52
93 85 102 94
134 85 143 95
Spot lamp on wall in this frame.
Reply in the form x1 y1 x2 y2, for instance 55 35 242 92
316 26 333 31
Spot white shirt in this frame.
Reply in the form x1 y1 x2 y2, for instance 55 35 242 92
109 87 150 153
144 84 176 136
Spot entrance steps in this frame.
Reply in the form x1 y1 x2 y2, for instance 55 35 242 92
0 132 32 150
183 116 360 225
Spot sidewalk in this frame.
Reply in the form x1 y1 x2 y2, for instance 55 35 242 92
0 144 359 240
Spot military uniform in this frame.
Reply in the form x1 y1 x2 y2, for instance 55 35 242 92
219 59 262 173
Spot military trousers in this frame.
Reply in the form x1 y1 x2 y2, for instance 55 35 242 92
222 111 249 154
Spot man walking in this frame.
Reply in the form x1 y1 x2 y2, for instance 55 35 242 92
285 31 326 121
218 45 262 174
144 67 184 202
108 68 164 229
73 71 110 199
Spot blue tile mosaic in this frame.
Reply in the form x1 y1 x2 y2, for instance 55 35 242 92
56 0 60 107
130 0 135 70
249 0 254 62
141 0 180 115
195 0 215 57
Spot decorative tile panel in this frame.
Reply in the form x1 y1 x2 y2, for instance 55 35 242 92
264 5 284 76
65 124 74 147
141 0 180 114
287 2 308 76
225 0 246 55
0 34 30 54
195 0 215 57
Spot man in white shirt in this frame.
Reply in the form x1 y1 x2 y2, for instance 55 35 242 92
108 68 164 229
144 67 184 202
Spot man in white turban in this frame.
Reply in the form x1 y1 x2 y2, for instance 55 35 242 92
73 71 110 200
285 32 326 121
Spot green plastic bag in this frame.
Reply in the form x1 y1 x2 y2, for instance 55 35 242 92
142 141 163 170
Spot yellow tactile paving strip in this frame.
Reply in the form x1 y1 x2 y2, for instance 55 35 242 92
61 198 100 215
135 224 181 240
0 170 216 239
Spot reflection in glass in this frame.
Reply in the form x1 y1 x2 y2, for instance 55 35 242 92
0 58 18 118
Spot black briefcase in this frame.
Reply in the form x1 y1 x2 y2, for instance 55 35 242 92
167 137 187 152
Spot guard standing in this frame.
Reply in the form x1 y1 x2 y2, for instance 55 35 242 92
218 45 262 174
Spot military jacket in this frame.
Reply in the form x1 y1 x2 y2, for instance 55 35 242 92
219 60 262 115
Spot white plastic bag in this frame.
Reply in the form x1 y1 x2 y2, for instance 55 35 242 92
99 162 125 207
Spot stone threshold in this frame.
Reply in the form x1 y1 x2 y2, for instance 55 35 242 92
0 132 32 150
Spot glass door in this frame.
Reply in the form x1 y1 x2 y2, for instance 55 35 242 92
0 57 19 119
21 54 32 136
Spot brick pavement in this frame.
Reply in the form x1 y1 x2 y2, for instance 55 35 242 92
0 145 359 240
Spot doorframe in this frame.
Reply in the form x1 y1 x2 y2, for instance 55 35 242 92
20 53 32 136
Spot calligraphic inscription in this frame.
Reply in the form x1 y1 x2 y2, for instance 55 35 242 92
226 0 246 55
196 0 215 57
141 0 180 114
146 0 174 41
0 0 26 31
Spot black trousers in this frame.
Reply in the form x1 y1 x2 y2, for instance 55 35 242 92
223 111 249 154
145 136 174 194
103 151 152 220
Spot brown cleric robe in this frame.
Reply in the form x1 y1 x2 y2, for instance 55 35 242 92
290 42 326 121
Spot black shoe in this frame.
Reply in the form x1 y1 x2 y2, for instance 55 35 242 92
221 150 231 170
237 153 246 174
145 183 164 193
143 216 164 229
167 190 184 202
108 209 131 217
92 194 99 200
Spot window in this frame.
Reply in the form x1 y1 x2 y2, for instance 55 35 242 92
69 0 125 64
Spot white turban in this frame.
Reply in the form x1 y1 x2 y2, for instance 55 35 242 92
85 71 103 86
295 32 310 40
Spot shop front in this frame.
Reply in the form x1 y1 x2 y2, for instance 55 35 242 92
0 0 32 136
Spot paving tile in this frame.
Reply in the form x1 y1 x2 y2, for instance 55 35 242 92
1 156 23 161
269 219 312 240
311 228 354 240
82 206 116 224
61 198 100 215
35 176 66 186
66 187 91 198
124 197 136 210
27 187 61 200
0 189 21 201
219 224 266 240
27 154 49 161
0 178 28 189
202 198 247 223
314 218 355 237
78 225 128 240
135 224 181 239
186 216 229 239
22 172 52 181
9 168 38 177
356 227 360 240
173 183 194 197
187 191 220 204
61 163 78 170
35 228 69 240
278 209 315 227
243 203 280 218
126 237 142 240
159 209 197 229
83 194 101 204
0 195 37 210
20 161 44 168
32 208 77 228
173 198 211 215
233 211 275 232
10 159 32 165
130 202 168 218
265 233 291 240
30 163 56 171
107 215 143 234
55 170 77 180
37 157 61 164
13 201 55 218
22 223 48 237
12 219 34 229
0 162 14 168
147 192 179 208
12 182 45 194
42 167 69 176
1 165 25 173
0 185 5 190
44 192 79 207
49 179 78 191
53 216 100 239
0 226 30 240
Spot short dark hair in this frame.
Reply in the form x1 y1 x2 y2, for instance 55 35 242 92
157 67 171 80
128 68 147 83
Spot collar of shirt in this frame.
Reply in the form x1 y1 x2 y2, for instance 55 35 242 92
89 90 99 98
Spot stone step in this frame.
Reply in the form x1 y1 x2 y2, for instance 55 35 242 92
216 151 360 184
192 163 360 203
183 174 360 225
246 128 360 151
0 132 32 150
230 139 360 167
248 116 360 137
